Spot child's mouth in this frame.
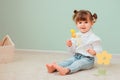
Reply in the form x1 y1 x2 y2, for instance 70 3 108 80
81 28 86 29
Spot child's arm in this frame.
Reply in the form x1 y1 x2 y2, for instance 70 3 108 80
87 49 96 56
66 29 77 54
66 38 77 54
87 41 102 56
66 40 72 47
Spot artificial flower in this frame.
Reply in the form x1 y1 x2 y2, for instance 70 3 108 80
96 51 112 65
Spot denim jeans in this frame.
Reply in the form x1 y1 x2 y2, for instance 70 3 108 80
58 53 94 74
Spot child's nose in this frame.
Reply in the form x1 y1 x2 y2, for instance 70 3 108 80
81 23 85 26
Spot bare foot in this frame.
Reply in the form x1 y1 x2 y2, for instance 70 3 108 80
53 64 70 75
46 63 56 73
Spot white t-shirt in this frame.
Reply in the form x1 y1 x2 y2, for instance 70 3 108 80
68 30 102 57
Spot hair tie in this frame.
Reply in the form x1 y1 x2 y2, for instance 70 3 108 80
74 10 78 14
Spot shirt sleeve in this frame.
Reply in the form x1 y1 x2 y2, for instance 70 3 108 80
67 38 77 54
92 40 103 53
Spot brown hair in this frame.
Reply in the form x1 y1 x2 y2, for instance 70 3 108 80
73 10 97 23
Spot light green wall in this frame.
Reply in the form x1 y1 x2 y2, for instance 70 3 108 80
0 0 120 53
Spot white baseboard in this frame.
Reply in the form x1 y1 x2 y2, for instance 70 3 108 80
15 49 69 54
15 49 120 56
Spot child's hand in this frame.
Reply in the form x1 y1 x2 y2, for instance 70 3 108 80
66 40 72 47
87 48 96 56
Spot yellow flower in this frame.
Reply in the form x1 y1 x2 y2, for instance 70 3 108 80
96 51 112 65
70 29 75 33
70 29 76 38
71 33 76 38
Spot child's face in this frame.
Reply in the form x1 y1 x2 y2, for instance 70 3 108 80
76 18 93 33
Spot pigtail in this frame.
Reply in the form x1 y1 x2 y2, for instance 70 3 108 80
74 10 78 14
73 10 78 21
92 13 97 23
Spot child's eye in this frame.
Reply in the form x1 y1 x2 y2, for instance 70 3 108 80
79 22 82 24
85 21 88 23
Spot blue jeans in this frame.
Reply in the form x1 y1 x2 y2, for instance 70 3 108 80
58 53 94 74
